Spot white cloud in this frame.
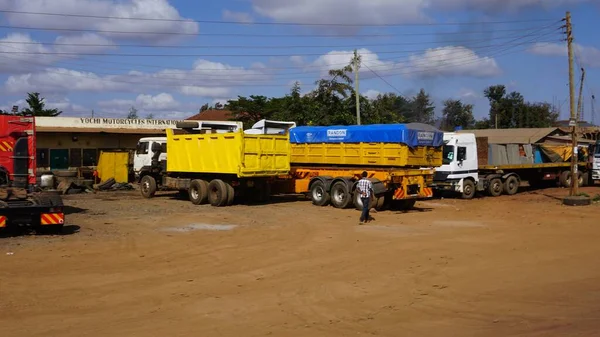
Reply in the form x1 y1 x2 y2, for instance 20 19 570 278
4 59 270 98
363 89 382 99
54 33 117 54
249 0 589 26
222 10 254 23
529 42 600 68
405 46 500 78
1 96 88 115
251 0 429 26
0 0 199 42
98 92 180 110
309 46 499 79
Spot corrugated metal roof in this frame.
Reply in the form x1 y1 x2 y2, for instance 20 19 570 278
457 127 563 144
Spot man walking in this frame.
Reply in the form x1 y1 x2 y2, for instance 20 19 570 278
356 171 373 225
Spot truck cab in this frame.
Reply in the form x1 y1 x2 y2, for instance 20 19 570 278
593 140 600 181
433 132 479 197
133 137 166 182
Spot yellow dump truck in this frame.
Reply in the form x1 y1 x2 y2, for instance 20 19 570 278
137 120 295 206
276 123 444 210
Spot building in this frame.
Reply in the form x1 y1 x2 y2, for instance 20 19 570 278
187 109 234 121
35 116 190 170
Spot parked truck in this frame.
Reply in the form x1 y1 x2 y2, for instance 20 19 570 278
137 119 295 206
432 132 594 199
593 140 600 182
0 115 65 232
278 122 444 210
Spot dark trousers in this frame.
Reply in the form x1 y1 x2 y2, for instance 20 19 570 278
360 197 370 222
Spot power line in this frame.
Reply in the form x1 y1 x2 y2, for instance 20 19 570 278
0 32 559 50
0 9 558 27
0 22 561 38
362 63 403 95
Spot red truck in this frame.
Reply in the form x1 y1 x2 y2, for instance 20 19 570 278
0 114 65 233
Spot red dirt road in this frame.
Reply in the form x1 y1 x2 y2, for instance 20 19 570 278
1 187 600 337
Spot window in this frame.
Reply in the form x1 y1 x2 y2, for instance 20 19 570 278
442 145 454 165
70 148 82 167
136 141 149 155
457 146 467 161
595 144 600 156
36 148 49 168
82 149 98 166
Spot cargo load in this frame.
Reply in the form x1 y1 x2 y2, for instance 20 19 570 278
289 123 444 168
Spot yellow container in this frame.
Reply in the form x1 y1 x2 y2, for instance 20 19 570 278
97 151 130 183
290 142 442 167
166 129 291 177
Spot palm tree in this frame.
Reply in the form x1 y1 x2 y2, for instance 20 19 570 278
21 92 62 117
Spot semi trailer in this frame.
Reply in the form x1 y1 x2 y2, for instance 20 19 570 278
432 132 594 199
0 115 65 232
278 123 444 210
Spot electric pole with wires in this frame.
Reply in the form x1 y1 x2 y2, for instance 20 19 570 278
353 49 361 125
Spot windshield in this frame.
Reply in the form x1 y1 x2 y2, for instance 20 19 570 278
443 145 455 165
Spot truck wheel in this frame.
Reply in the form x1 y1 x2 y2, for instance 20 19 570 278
503 176 519 195
488 178 503 197
310 180 330 206
208 179 228 207
353 190 376 210
225 182 235 206
559 171 571 188
582 171 590 186
330 181 352 209
140 175 157 198
461 180 475 199
375 195 387 211
189 179 208 205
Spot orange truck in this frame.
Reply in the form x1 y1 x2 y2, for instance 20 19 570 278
0 115 65 232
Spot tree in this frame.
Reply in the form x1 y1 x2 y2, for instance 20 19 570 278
20 92 62 117
227 95 279 128
200 103 210 112
483 85 558 129
127 106 139 119
407 89 435 124
366 93 408 124
441 99 475 131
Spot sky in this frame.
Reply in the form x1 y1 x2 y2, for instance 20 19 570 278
0 0 598 123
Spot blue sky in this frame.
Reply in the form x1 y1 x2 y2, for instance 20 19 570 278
0 0 598 123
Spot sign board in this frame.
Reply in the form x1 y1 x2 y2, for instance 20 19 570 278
35 117 191 130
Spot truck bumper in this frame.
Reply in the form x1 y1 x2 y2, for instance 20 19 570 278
430 180 462 193
0 205 64 228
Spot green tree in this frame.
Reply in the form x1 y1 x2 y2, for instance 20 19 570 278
483 85 558 129
366 93 409 124
127 106 139 119
21 92 62 116
407 89 435 124
441 99 475 131
146 113 154 119
226 95 281 128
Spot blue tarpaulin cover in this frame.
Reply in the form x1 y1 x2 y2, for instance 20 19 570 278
289 123 444 147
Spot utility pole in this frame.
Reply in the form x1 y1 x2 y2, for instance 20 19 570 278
353 49 361 125
566 11 579 196
577 67 585 122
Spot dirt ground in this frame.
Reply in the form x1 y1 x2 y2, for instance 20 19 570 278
2 185 600 337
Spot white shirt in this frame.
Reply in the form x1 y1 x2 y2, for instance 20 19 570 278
357 178 373 198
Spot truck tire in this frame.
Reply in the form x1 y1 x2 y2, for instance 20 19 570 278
352 190 376 210
559 171 571 188
189 179 209 205
461 179 476 199
310 180 330 206
503 176 519 195
488 178 503 197
330 181 352 209
140 175 157 198
375 195 387 211
208 179 228 207
225 182 235 206
582 171 590 186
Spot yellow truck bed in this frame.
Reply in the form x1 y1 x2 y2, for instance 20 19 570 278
290 142 442 168
166 129 291 177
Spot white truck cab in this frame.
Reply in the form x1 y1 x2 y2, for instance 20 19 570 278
593 140 600 181
434 132 479 197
